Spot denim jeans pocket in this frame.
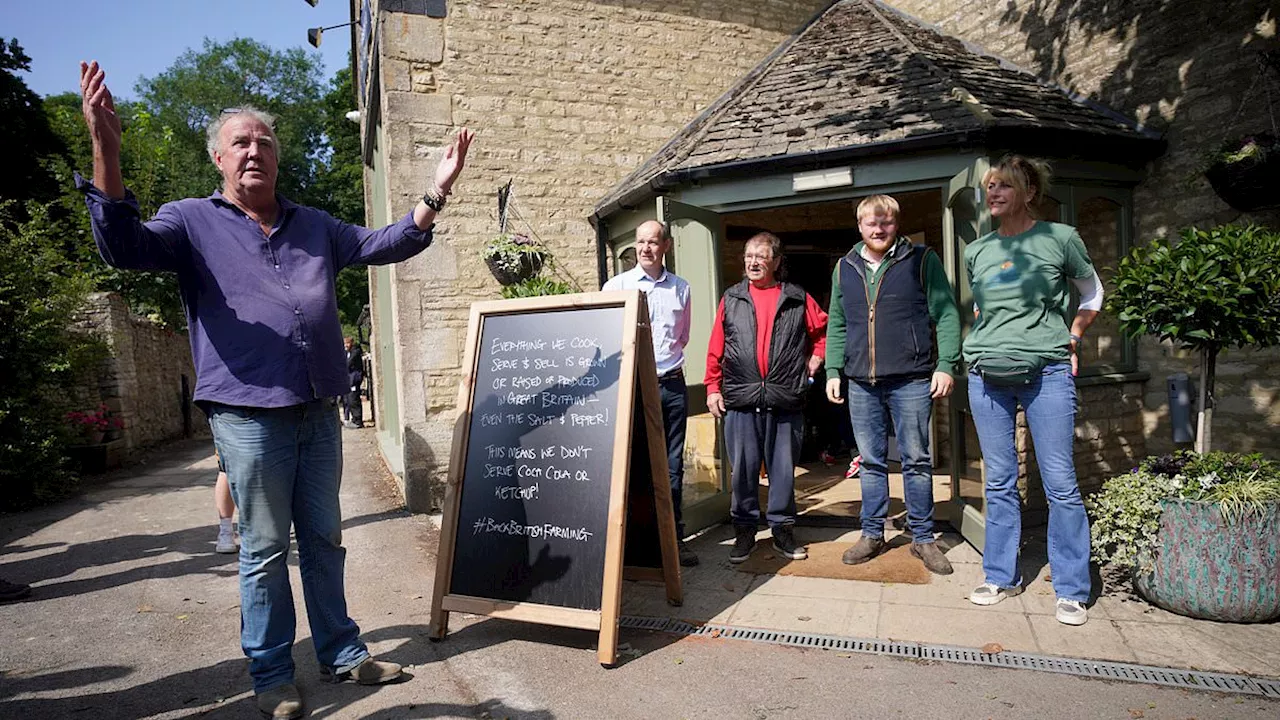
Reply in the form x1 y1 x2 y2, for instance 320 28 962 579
213 404 261 423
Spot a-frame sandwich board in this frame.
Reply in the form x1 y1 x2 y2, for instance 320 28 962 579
428 290 682 666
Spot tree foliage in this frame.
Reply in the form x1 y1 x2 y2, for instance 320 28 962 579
0 202 105 510
1109 224 1280 353
135 37 327 203
0 39 64 206
315 66 371 339
1107 223 1280 451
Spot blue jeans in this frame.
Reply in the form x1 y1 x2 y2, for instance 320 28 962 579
846 377 936 543
724 408 802 528
968 363 1091 602
209 399 369 692
658 373 688 537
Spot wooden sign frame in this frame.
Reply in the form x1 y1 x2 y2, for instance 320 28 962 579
428 290 683 666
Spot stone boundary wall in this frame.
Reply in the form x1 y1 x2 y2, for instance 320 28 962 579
370 0 833 509
72 292 203 456
885 0 1280 459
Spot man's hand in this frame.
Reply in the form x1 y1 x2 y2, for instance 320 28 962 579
1070 339 1080 376
80 61 122 159
929 371 954 399
707 392 726 419
807 354 822 379
433 128 475 195
826 378 843 404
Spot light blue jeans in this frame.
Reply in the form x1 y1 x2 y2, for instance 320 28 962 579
846 377 937 544
209 399 369 692
968 363 1092 602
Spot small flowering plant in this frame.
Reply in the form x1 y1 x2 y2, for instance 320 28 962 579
65 403 123 439
1088 451 1280 574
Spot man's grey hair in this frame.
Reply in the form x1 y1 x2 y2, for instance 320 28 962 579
205 106 279 161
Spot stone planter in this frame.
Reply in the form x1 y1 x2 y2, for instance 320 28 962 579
1134 498 1280 622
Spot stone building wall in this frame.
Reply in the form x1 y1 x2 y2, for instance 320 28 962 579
885 0 1280 459
368 0 833 509
73 293 202 456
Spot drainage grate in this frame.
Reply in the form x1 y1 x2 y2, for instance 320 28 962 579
620 614 1278 698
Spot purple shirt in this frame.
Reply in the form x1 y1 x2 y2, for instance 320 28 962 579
78 175 433 408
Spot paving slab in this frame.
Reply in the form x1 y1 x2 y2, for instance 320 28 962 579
877 603 1040 652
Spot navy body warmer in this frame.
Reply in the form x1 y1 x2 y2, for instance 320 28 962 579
839 245 935 383
720 280 811 412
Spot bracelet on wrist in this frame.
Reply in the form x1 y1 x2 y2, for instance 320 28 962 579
1069 333 1083 344
422 188 446 212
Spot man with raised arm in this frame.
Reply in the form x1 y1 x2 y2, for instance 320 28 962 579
77 60 474 719
602 220 698 566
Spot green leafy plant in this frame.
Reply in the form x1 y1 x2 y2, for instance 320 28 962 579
1107 224 1280 452
482 233 547 285
1088 451 1280 573
1087 462 1177 573
500 276 575 299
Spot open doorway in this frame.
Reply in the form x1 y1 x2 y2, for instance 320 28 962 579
718 189 957 528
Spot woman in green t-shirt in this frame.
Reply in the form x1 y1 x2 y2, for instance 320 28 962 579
962 156 1104 627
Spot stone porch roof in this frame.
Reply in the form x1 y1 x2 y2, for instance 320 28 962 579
594 0 1161 216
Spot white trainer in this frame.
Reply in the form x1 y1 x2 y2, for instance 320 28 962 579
969 582 1023 606
215 529 239 554
1055 598 1088 626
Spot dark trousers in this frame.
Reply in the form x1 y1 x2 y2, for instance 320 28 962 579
658 372 688 538
342 380 363 426
724 407 803 528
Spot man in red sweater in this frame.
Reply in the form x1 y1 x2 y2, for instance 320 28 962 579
705 232 827 563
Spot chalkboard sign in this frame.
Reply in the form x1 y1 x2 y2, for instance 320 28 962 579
450 305 622 609
429 291 682 666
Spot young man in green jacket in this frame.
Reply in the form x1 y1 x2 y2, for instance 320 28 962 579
825 195 961 575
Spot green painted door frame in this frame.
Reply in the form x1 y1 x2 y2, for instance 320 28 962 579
940 158 992 552
657 196 731 536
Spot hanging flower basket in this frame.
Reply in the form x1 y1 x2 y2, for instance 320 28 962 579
482 233 546 286
1204 132 1280 212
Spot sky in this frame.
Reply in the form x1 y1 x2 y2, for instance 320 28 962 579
9 0 355 99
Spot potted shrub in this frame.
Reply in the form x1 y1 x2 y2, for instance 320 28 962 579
1089 451 1280 622
1107 224 1280 452
482 233 546 286
1203 131 1280 212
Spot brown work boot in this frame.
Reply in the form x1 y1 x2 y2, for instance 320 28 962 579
351 657 403 685
256 683 303 719
910 541 954 575
841 535 885 565
324 657 403 685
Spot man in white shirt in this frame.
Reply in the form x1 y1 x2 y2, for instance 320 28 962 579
603 220 698 566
